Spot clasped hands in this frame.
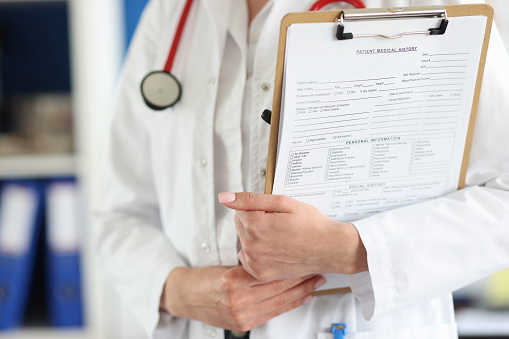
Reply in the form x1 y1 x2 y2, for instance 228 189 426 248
161 192 367 332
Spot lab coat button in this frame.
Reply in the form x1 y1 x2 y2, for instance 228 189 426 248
208 77 217 86
260 82 271 92
206 328 217 337
202 243 211 254
259 169 266 177
198 157 208 167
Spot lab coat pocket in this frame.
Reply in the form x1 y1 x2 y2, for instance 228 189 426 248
317 322 457 339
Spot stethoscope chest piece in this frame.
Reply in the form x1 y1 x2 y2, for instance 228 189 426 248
141 71 182 110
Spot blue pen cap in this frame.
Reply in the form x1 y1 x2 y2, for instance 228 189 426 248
332 323 347 339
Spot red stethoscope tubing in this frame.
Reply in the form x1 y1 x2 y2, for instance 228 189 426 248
164 0 366 73
164 0 195 73
309 0 365 11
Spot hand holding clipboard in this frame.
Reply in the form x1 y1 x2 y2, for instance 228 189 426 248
263 4 493 295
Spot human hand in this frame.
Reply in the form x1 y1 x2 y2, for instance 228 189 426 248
219 192 368 281
160 265 325 332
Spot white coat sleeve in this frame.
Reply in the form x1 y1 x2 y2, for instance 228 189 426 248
93 0 187 336
349 23 509 321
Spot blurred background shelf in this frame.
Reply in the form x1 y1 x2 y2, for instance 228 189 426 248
0 0 123 337
456 307 509 338
0 329 89 339
0 154 75 178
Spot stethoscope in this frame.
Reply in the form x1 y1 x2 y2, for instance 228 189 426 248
140 0 366 110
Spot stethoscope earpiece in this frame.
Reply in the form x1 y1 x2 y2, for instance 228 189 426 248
140 71 182 110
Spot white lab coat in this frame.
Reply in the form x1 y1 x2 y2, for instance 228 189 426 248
95 0 509 338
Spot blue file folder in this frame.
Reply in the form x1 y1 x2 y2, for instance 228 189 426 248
0 180 44 330
45 178 83 327
46 250 83 327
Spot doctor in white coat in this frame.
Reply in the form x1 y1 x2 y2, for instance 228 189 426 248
95 0 509 338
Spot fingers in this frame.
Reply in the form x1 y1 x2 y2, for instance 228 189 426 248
218 192 293 213
229 296 309 332
251 270 317 291
243 294 310 331
223 266 319 309
227 275 326 332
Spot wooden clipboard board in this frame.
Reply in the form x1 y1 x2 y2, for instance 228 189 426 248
265 4 493 194
263 4 493 296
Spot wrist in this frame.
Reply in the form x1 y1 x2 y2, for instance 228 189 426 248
346 222 369 274
326 221 368 275
160 266 191 317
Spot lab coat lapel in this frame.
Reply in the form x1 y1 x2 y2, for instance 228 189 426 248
200 0 233 67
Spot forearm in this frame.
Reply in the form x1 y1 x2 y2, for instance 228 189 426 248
160 266 189 316
353 185 509 319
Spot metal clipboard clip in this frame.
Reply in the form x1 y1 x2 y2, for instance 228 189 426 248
336 6 448 40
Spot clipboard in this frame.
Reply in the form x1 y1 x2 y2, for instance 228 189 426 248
263 4 493 296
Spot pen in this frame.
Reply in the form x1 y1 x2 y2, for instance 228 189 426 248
332 323 347 339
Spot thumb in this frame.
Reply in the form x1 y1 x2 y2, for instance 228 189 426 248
218 192 291 212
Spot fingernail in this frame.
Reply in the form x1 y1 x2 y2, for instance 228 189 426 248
218 192 236 203
303 295 313 304
314 276 327 289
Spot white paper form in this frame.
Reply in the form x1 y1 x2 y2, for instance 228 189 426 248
272 16 487 290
